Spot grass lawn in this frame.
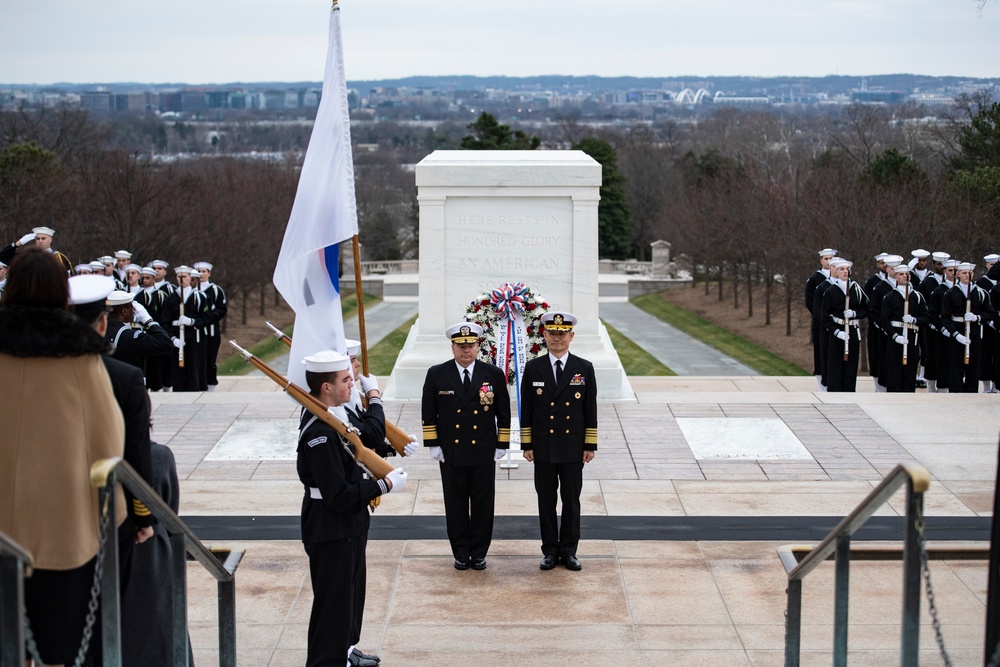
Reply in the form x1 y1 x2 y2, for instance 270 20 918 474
602 321 676 376
631 292 809 376
367 315 418 377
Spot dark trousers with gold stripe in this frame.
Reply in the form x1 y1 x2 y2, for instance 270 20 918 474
440 461 496 561
534 460 583 559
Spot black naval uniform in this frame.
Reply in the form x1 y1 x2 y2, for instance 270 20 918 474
929 280 954 391
863 271 885 381
520 353 597 561
136 287 170 390
881 285 929 393
805 269 830 376
941 282 998 393
421 360 511 564
199 282 228 388
812 277 835 387
870 278 896 388
297 409 386 667
979 272 999 389
918 271 944 385
161 286 209 392
106 318 174 381
820 279 869 392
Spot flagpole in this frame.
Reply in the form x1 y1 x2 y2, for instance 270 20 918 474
352 235 369 375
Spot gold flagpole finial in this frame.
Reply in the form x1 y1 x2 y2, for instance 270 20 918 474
332 0 339 7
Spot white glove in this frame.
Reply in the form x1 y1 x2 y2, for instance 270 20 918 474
893 334 906 345
843 309 856 319
954 333 971 346
990 321 997 330
132 301 152 325
172 315 194 326
385 468 407 494
964 312 979 322
359 373 379 394
171 337 184 350
429 446 445 463
902 314 916 324
494 449 506 461
17 232 36 246
403 436 419 457
834 329 849 341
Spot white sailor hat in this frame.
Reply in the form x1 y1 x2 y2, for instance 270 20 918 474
874 252 889 261
107 290 136 307
68 275 115 306
174 265 192 275
151 259 169 269
984 254 1000 264
891 264 912 274
114 250 132 260
942 259 961 268
141 266 157 277
32 226 55 236
931 252 950 263
0 260 7 268
190 269 202 279
910 249 930 259
344 339 362 357
99 255 115 265
818 248 838 257
832 258 853 269
75 264 92 274
957 262 976 272
302 350 351 373
883 255 905 267
446 321 483 344
542 311 577 332
125 263 142 273
89 260 106 271
193 261 214 271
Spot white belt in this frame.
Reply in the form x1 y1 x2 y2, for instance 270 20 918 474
890 321 916 329
309 487 323 500
832 316 860 327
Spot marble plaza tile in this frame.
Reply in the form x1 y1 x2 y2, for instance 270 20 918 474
673 480 875 495
179 480 302 515
614 541 705 560
600 479 677 494
937 480 997 514
205 418 299 461
706 557 797 626
637 649 752 665
676 490 893 516
186 461 260 481
381 622 635 652
376 648 645 667
603 492 685 516
896 443 999 481
249 461 298 481
676 417 814 461
636 623 745 651
618 559 731 626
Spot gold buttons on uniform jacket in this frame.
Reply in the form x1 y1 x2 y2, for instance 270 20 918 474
549 429 554 434
566 415 570 419
457 409 461 414
565 402 570 407
472 440 476 445
474 410 479 415
454 439 459 443
566 429 570 434
550 415 554 420
550 402 555 407
473 425 478 430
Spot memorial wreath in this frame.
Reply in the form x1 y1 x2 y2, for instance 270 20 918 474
465 281 549 385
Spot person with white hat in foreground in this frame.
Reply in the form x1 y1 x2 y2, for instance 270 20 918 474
941 262 999 393
298 350 406 667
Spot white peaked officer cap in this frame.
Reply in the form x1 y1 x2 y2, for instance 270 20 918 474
984 254 1000 263
542 311 578 331
446 322 484 343
344 339 362 357
174 265 192 275
141 267 157 277
883 255 905 268
931 252 950 263
910 249 930 259
114 250 132 260
193 261 214 271
818 248 838 257
107 290 136 307
892 264 912 274
957 262 976 272
32 226 55 236
302 350 351 373
68 275 115 306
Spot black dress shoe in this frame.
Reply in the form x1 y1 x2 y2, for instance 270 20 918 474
454 558 471 570
539 554 558 570
562 554 582 571
471 557 487 570
349 648 380 666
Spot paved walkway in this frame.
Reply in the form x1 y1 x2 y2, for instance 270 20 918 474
600 301 756 375
152 377 999 666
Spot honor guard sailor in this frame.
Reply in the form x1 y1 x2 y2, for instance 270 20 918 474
161 265 208 392
105 290 175 380
880 265 929 392
421 322 511 570
194 261 228 391
820 258 869 392
942 262 1000 392
978 254 1000 393
0 227 73 275
918 252 950 392
805 248 838 389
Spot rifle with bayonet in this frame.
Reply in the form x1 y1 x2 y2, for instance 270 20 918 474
902 282 909 366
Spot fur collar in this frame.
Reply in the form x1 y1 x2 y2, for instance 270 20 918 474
0 304 110 358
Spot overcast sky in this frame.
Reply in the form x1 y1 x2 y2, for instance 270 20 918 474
2 0 998 85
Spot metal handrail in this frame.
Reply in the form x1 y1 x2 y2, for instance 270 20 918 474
0 530 32 667
779 463 931 667
90 457 245 667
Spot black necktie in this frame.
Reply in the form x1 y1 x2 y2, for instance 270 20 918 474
555 360 564 385
463 369 470 390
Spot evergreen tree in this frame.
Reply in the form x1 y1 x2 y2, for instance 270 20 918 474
460 112 540 150
573 137 633 260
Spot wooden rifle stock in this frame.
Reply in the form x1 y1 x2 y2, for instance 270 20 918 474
177 275 185 368
964 289 972 366
275 329 411 457
227 340 395 479
902 282 909 366
265 321 292 349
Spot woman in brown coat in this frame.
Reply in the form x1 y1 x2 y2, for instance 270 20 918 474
0 248 125 665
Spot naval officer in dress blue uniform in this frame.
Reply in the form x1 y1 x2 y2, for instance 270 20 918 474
520 312 598 572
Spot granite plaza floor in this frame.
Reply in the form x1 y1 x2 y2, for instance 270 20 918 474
155 376 1000 666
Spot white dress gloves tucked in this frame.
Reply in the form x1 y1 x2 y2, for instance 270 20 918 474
954 333 971 346
843 309 856 319
172 315 194 326
359 373 379 394
171 337 185 350
833 329 849 342
385 468 407 493
893 334 906 345
902 314 916 324
429 446 445 463
964 312 980 322
403 435 419 457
